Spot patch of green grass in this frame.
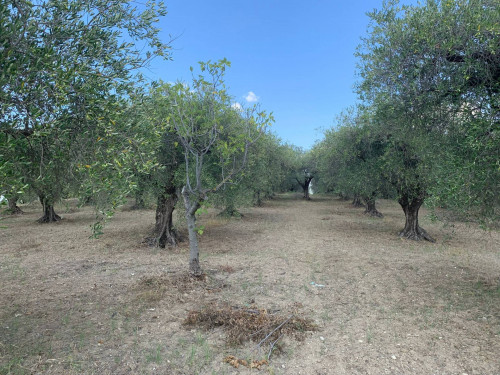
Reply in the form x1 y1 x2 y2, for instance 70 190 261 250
0 357 28 375
166 333 216 375
146 344 164 364
366 327 374 344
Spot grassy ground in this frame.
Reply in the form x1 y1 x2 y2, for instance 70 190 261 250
0 194 499 374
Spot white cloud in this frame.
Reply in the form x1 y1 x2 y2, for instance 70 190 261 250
244 91 259 103
231 102 243 111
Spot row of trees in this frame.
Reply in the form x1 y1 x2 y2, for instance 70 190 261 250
312 0 499 240
0 0 304 275
1 0 497 274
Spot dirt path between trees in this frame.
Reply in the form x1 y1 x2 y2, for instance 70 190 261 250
1 194 499 374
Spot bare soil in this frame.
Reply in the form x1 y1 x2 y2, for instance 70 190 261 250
1 194 499 375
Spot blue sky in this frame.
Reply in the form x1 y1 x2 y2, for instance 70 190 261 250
145 0 418 150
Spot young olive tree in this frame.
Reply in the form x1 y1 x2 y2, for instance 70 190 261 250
169 60 272 275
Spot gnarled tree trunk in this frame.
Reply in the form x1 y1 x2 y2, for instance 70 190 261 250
398 194 434 242
147 187 178 247
6 196 23 215
38 195 61 223
362 194 383 218
182 187 203 276
351 194 365 208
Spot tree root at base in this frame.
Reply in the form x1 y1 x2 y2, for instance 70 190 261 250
399 227 435 242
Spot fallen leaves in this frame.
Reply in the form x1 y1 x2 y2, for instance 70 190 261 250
223 355 268 369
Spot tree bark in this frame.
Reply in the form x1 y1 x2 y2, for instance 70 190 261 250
351 194 365 208
296 177 313 200
38 196 61 223
398 194 435 242
363 195 383 218
146 188 178 247
182 187 203 276
304 181 310 200
6 196 23 215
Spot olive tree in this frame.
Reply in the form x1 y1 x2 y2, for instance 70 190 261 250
316 108 390 217
357 0 499 239
168 60 272 275
0 0 170 222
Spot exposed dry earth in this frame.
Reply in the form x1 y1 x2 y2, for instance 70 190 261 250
1 194 499 374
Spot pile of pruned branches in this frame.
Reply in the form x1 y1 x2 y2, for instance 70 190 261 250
184 303 317 361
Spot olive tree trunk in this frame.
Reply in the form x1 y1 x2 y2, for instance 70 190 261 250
351 194 365 208
362 194 383 218
182 187 202 276
296 177 313 200
147 187 178 247
398 194 434 242
6 196 23 215
38 195 61 223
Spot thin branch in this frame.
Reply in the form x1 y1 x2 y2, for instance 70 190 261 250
256 314 294 348
267 333 284 360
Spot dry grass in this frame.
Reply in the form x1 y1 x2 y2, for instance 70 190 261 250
134 272 228 304
0 194 499 374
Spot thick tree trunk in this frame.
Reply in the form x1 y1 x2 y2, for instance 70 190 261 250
363 195 383 218
146 188 178 247
351 194 365 208
6 197 23 215
38 196 61 223
182 187 203 276
398 194 435 242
